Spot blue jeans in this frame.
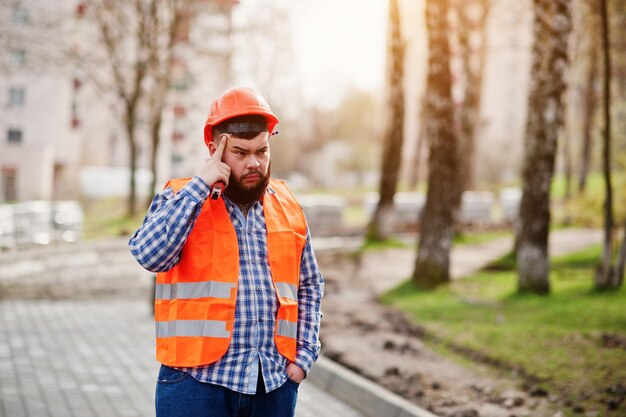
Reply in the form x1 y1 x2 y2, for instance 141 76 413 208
155 365 299 417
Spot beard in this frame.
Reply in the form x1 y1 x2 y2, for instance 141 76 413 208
223 163 271 205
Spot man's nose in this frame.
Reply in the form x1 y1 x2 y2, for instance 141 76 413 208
246 156 261 168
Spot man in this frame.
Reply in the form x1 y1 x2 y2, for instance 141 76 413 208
129 86 324 417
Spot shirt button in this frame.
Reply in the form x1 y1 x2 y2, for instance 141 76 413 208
200 193 206 199
251 259 256 264
256 287 261 291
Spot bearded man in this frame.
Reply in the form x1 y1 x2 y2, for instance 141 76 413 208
129 87 324 417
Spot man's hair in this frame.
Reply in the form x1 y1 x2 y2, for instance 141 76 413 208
213 115 268 141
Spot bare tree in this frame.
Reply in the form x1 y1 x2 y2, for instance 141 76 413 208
596 0 625 290
408 106 427 190
563 0 588 202
578 44 598 193
79 1 231 213
573 0 600 194
412 0 461 288
452 0 490 192
516 0 572 294
367 0 405 241
144 0 202 199
79 0 154 217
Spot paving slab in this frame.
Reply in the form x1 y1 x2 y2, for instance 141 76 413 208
0 300 366 417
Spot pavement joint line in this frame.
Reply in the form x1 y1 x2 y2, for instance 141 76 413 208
0 300 369 417
308 355 439 417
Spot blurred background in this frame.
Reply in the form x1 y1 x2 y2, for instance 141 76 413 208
0 0 624 236
0 0 625 416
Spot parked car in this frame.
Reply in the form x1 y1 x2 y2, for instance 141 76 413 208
13 201 52 247
0 205 15 250
52 201 84 243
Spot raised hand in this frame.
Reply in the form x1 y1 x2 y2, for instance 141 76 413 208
197 135 230 189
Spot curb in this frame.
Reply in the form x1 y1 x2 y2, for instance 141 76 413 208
308 355 439 417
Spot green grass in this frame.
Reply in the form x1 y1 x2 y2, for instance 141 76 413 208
360 236 411 251
552 172 626 228
453 229 512 246
82 198 145 240
360 229 512 252
382 245 626 415
343 204 369 227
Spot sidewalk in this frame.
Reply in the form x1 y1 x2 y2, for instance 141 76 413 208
343 228 603 295
0 299 365 417
0 238 371 416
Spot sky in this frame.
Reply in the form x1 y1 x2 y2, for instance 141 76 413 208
233 0 388 108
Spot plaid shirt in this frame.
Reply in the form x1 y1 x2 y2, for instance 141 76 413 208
129 176 324 394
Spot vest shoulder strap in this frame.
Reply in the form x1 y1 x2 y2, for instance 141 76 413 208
268 179 295 200
267 179 307 236
163 177 193 194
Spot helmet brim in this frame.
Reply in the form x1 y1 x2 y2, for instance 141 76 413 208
204 108 278 147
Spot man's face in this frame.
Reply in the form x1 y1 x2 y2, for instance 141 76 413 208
210 132 271 203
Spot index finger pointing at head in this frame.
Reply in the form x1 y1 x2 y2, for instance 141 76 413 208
213 135 228 161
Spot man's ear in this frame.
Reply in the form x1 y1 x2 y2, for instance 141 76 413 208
208 141 217 156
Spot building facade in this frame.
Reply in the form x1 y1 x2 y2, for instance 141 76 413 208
0 0 235 203
0 1 83 202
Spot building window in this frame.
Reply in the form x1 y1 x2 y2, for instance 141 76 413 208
12 5 29 24
71 100 80 129
7 129 23 144
173 104 186 118
171 60 189 91
1 167 17 202
172 131 184 142
9 87 25 106
75 2 87 18
10 49 26 67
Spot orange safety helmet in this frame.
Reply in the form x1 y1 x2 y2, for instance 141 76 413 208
203 87 279 147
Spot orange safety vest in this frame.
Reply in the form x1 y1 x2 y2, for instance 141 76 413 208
154 178 307 367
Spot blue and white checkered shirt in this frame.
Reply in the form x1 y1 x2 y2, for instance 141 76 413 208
129 176 324 394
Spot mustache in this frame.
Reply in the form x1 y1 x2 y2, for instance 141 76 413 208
241 170 263 179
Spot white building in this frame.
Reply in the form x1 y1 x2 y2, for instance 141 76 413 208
0 1 84 202
0 0 235 203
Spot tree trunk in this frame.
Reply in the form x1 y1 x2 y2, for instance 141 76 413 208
454 0 489 193
412 0 461 289
87 1 150 218
562 125 572 202
615 218 626 288
408 111 426 190
578 39 598 194
149 116 162 200
516 0 572 294
595 0 618 289
126 115 138 218
146 0 185 201
367 0 405 241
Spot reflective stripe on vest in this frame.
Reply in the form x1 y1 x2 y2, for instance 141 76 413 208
277 320 297 339
155 177 307 367
275 282 298 300
156 320 230 338
155 281 235 300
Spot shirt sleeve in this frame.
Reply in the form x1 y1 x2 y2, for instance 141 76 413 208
294 228 325 375
128 176 210 272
